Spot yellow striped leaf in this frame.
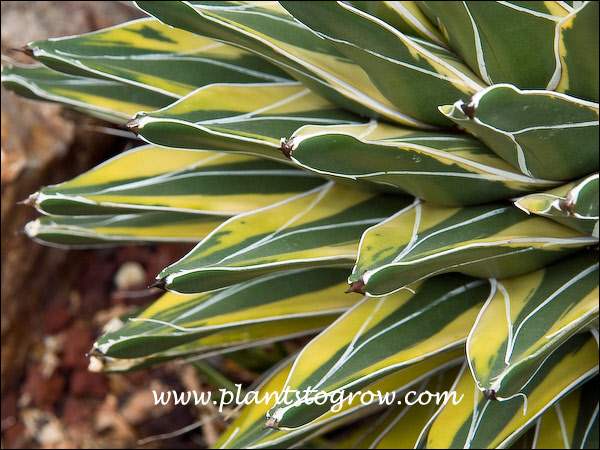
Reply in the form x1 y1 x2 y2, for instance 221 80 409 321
423 333 598 449
440 84 599 180
515 173 599 239
350 201 597 297
31 144 326 216
266 275 490 429
467 252 599 400
158 183 412 294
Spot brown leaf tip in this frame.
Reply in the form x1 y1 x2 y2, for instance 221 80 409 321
14 45 35 57
280 137 295 159
262 416 280 430
483 389 497 401
18 192 39 207
345 279 366 295
126 117 141 134
148 278 167 291
460 99 476 119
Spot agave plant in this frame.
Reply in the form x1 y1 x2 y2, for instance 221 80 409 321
2 1 598 448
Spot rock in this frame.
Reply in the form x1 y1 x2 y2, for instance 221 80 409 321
20 365 65 410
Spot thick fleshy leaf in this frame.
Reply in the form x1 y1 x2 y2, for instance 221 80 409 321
158 183 411 294
1 64 169 122
25 212 220 247
423 333 599 449
27 18 291 98
215 350 463 449
287 122 558 206
551 1 599 102
515 173 599 238
93 318 329 373
420 1 570 88
129 81 362 161
135 1 439 127
350 201 597 297
335 366 461 449
31 145 325 216
467 252 599 400
266 275 490 429
440 84 599 180
532 379 599 449
348 1 447 47
280 1 484 128
94 268 356 358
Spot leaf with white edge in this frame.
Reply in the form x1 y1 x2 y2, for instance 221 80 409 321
532 378 599 449
440 84 599 180
1 64 169 122
280 1 484 128
31 144 326 216
288 121 559 206
27 17 291 98
266 274 490 429
158 183 412 294
134 0 435 127
129 82 362 162
215 349 463 449
335 366 461 449
423 333 599 449
420 1 571 88
348 1 448 47
94 268 356 358
551 1 599 102
25 212 220 248
467 252 599 400
350 201 598 297
515 173 599 238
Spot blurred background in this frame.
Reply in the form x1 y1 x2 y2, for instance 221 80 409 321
1 2 300 448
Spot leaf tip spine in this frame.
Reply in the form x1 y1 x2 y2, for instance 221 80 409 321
345 279 366 295
148 278 167 291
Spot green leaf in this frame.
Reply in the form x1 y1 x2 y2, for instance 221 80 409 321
423 333 599 449
440 84 599 180
515 173 599 238
94 268 356 358
467 252 599 400
350 201 597 297
27 17 291 98
215 350 463 449
25 212 221 248
280 1 484 128
158 183 412 294
1 64 169 122
129 81 361 161
551 1 599 102
419 1 570 88
266 275 490 429
288 121 558 206
348 1 448 47
134 1 439 127
31 144 326 216
532 378 599 449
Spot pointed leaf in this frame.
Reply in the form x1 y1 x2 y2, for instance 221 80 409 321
135 0 436 127
420 1 570 88
280 1 484 127
267 275 490 429
159 183 412 294
1 64 169 122
440 84 599 180
27 17 291 98
130 82 362 161
467 252 599 400
288 121 558 206
515 173 599 238
25 212 221 248
94 268 356 358
351 201 597 297
424 333 598 449
32 144 325 216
